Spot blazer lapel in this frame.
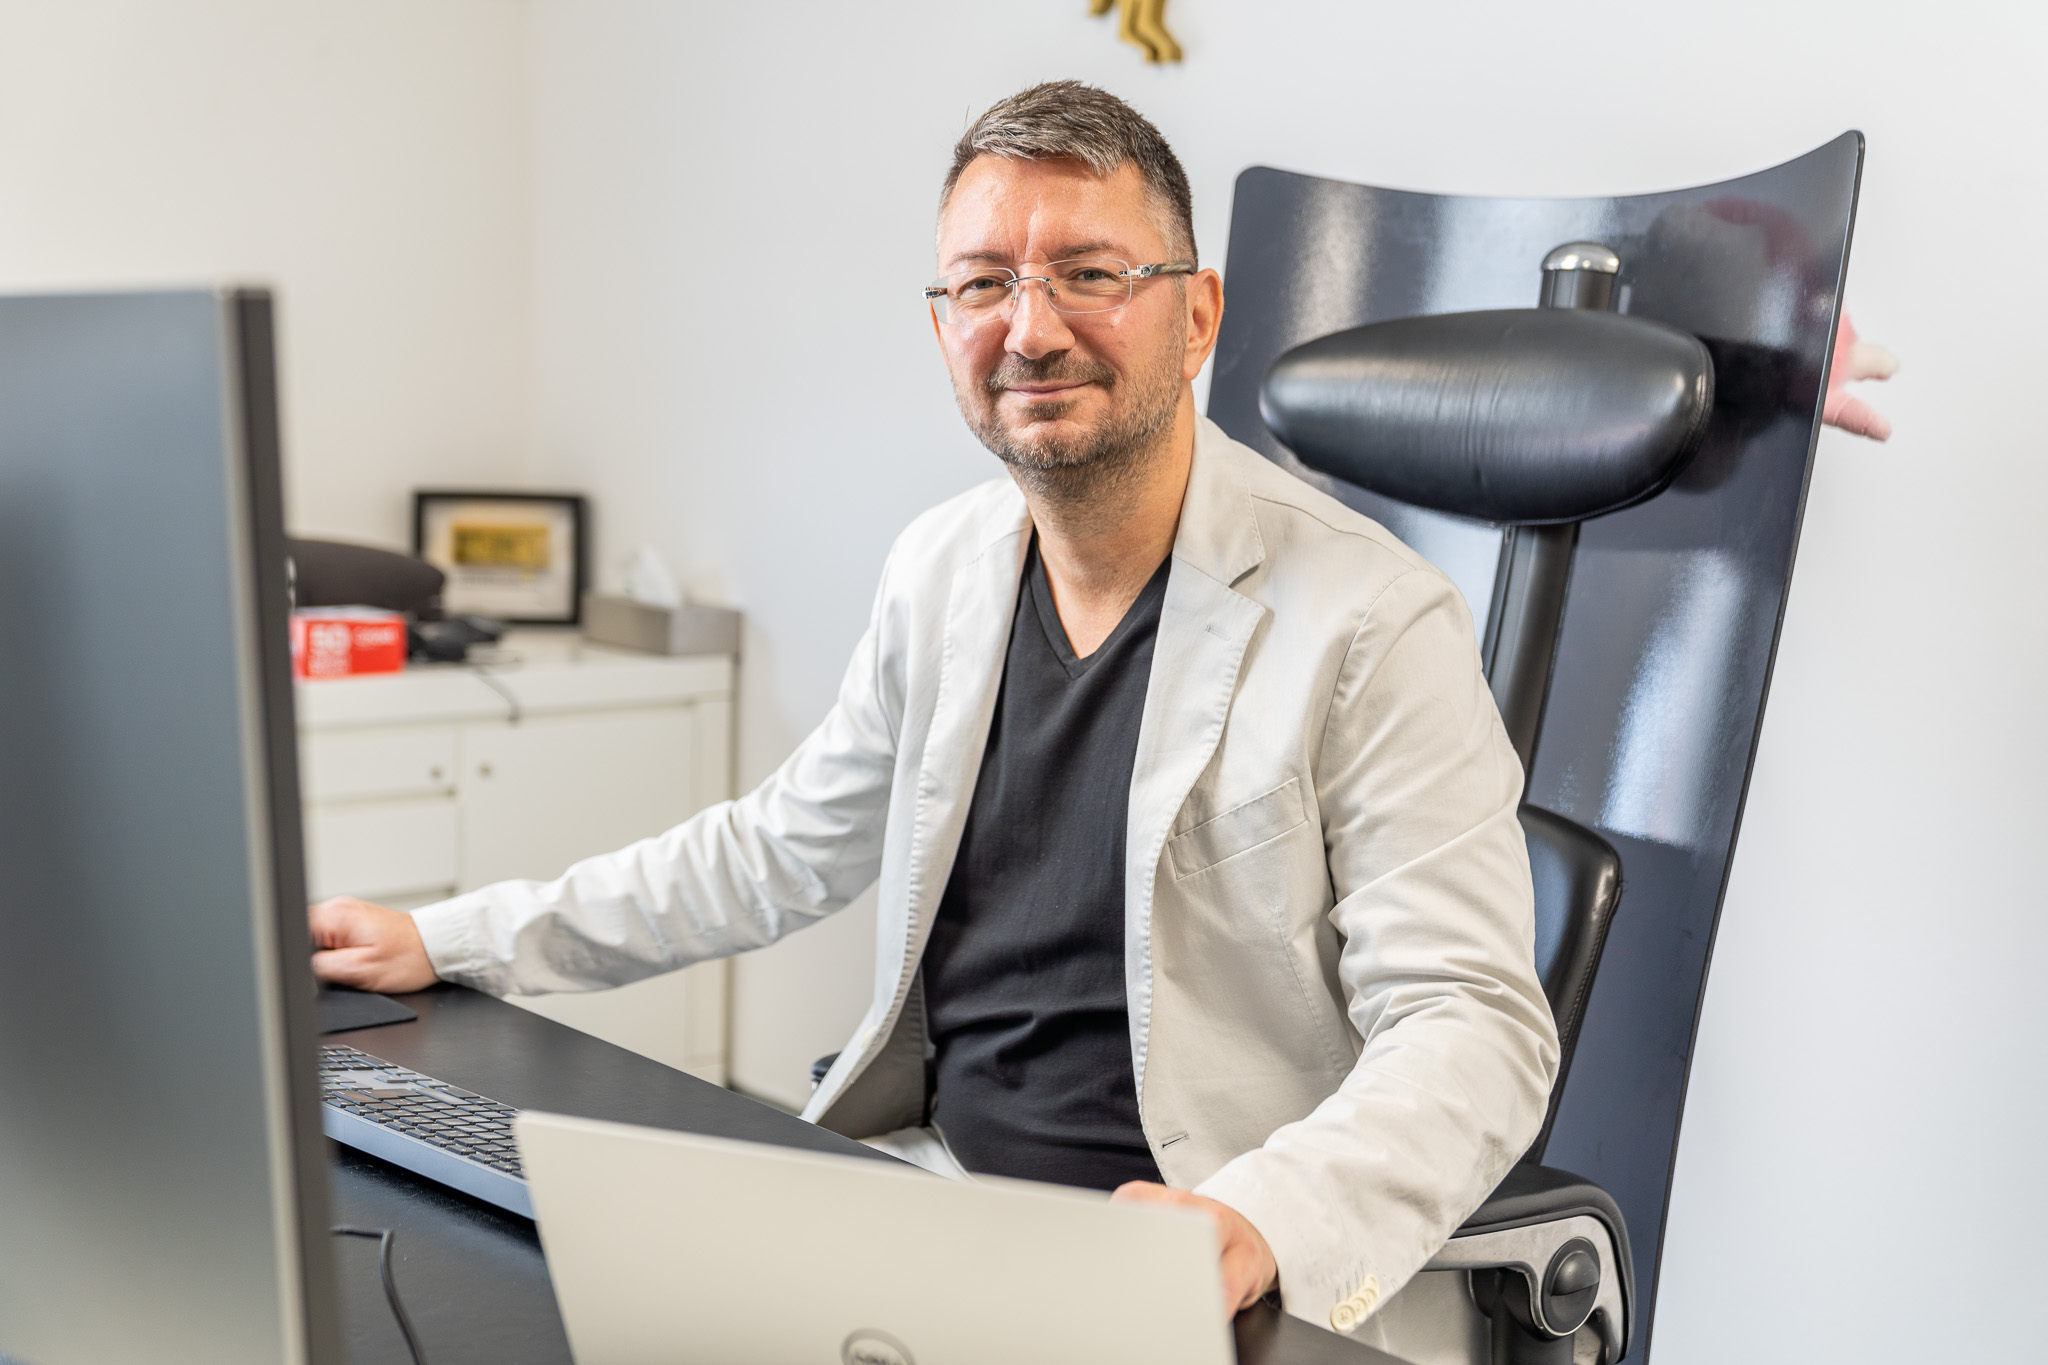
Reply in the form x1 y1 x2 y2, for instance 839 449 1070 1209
890 506 1030 983
818 497 1028 1133
1125 420 1269 1103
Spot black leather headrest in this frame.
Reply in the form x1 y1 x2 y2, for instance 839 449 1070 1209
1260 309 1714 525
288 538 444 614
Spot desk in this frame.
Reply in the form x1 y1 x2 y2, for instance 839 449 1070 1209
298 635 737 1085
328 985 1399 1365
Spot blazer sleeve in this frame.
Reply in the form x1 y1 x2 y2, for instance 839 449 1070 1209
1194 566 1560 1329
409 553 904 998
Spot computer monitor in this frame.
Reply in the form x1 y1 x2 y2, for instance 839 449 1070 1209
0 290 339 1364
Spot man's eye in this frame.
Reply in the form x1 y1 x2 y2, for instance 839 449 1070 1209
956 275 1009 295
1069 268 1115 283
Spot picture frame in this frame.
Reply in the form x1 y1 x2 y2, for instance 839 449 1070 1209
411 490 589 626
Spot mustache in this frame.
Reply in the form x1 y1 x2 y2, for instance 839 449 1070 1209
982 354 1116 399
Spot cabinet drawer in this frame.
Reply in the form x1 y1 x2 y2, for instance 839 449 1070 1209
459 708 695 889
300 727 457 803
304 797 459 901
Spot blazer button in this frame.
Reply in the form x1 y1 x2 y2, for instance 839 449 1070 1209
1328 1276 1380 1333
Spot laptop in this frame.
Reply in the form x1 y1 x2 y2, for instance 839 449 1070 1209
515 1110 1234 1365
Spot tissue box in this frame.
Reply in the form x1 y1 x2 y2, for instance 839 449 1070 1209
582 595 741 657
291 608 408 679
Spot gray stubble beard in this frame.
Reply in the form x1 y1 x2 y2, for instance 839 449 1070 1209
959 318 1186 527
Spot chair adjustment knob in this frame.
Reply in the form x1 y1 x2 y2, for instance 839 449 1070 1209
1540 1238 1601 1335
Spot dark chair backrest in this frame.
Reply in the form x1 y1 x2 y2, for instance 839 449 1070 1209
1214 140 1862 1358
1262 244 1698 1152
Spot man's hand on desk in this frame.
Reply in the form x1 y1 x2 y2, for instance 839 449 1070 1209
1111 1182 1278 1316
309 896 441 994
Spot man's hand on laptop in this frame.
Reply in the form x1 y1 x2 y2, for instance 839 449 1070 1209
1111 1182 1277 1315
309 896 440 994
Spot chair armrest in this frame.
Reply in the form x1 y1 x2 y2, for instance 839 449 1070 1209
1427 1165 1632 1364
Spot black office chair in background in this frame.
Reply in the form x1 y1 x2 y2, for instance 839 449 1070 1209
1219 137 1863 1362
1259 240 1713 1363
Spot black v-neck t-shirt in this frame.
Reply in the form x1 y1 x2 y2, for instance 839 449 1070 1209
921 537 1170 1191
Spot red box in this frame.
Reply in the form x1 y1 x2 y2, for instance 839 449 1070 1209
291 609 408 679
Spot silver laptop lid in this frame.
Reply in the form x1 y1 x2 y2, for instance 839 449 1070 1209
516 1110 1232 1365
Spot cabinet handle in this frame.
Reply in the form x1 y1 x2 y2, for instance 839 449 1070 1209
428 766 445 781
478 762 494 778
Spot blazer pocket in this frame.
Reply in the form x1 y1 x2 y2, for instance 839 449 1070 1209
1167 778 1308 881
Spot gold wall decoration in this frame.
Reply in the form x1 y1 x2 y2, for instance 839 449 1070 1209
1089 0 1182 63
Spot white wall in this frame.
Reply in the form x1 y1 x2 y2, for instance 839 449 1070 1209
526 1 2047 1360
0 0 535 546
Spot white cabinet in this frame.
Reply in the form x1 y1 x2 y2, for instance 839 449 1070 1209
306 797 461 904
296 632 735 1084
302 726 458 803
459 709 697 888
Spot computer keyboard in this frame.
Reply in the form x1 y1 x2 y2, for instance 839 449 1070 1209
319 1044 532 1218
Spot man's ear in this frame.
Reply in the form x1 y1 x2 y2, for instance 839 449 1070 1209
1182 268 1225 382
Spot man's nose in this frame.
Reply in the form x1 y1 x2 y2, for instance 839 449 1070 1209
1003 277 1076 360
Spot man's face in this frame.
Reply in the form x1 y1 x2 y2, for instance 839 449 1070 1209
934 157 1209 477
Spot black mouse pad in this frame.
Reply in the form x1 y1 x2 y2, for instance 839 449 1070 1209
317 987 418 1035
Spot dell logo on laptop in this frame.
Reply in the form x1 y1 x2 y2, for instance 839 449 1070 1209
841 1328 915 1365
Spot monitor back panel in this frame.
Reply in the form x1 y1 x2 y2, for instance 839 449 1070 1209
0 290 335 1365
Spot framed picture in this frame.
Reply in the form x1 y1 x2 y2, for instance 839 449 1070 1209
412 490 588 625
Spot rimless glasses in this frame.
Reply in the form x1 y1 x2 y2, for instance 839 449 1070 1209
924 258 1195 325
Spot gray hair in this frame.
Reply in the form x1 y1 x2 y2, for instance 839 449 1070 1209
940 81 1196 264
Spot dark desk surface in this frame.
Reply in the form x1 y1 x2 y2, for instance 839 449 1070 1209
327 984 1398 1365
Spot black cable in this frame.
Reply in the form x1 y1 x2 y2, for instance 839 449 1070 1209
332 1225 429 1365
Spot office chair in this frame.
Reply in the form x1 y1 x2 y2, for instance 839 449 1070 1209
1259 241 1711 1363
1216 138 1863 1363
812 137 1858 1363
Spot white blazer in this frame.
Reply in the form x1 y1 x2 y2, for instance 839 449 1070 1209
413 417 1559 1332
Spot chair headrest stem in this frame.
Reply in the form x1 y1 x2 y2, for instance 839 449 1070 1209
1485 522 1579 777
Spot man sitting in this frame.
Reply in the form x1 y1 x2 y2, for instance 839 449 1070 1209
312 80 1557 1341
